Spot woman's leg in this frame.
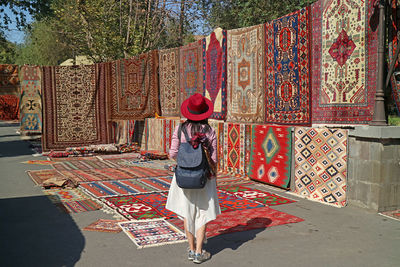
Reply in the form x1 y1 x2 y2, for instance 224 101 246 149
195 224 206 254
184 218 195 251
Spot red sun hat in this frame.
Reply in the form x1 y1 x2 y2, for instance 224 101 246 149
181 93 214 121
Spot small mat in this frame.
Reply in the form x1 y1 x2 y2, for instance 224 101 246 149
79 177 172 198
43 188 89 203
379 209 400 222
27 169 75 188
83 219 126 233
57 199 102 213
218 185 296 206
168 206 304 238
118 219 186 249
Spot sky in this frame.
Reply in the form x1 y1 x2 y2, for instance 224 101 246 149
2 6 32 44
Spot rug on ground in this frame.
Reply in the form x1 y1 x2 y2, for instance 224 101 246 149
83 219 126 233
118 219 186 249
294 127 348 207
247 124 292 188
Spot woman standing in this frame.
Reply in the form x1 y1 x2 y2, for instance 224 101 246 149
166 93 220 264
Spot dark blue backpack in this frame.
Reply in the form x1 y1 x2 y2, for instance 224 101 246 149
175 124 209 189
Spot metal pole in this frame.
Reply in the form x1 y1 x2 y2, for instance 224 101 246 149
371 0 388 125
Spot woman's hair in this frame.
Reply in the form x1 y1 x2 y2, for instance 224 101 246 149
182 119 212 136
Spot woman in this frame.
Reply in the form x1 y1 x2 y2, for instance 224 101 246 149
166 93 220 264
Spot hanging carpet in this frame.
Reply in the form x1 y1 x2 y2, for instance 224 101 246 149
159 48 180 117
0 64 20 120
41 64 109 151
264 7 311 125
19 65 42 134
311 0 378 123
203 28 227 120
227 25 265 123
107 50 160 120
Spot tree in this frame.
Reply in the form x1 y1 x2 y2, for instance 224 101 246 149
0 32 16 63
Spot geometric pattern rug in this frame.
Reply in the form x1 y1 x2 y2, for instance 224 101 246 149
159 48 180 117
168 206 304 238
83 219 126 233
294 127 348 207
311 0 378 123
79 177 172 198
218 190 264 213
52 159 123 171
118 219 186 249
218 185 296 206
27 169 73 187
216 173 253 187
223 123 249 176
264 7 311 125
203 28 227 120
56 199 102 213
247 124 292 188
379 209 400 222
43 188 90 203
0 64 20 121
227 25 265 123
41 65 109 151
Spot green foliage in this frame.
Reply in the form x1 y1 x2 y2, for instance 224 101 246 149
388 115 400 126
199 0 316 30
14 19 72 65
0 32 16 63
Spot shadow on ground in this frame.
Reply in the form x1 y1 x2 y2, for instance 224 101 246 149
0 195 85 267
0 139 35 158
205 218 270 256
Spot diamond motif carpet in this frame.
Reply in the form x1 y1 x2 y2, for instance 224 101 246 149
41 65 109 151
203 28 227 120
294 127 348 207
311 0 378 123
264 7 311 125
227 25 265 123
159 48 180 116
118 219 186 249
248 124 292 188
83 219 126 233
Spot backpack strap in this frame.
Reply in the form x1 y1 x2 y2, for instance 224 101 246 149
177 123 182 145
181 124 191 143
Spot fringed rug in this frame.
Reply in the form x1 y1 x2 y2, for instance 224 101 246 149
247 125 292 188
218 185 296 206
227 25 265 123
27 169 75 188
179 40 204 106
52 159 122 171
83 219 126 233
56 199 102 213
264 7 311 125
311 0 378 123
118 219 186 249
294 127 348 207
79 177 171 198
41 65 109 151
19 65 42 134
102 193 176 220
203 28 227 120
159 48 181 116
107 51 160 120
43 188 89 203
168 206 304 238
218 190 264 213
216 173 253 187
22 160 54 165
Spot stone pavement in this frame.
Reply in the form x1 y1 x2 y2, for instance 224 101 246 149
0 122 399 267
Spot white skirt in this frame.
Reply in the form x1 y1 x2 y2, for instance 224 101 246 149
166 174 221 236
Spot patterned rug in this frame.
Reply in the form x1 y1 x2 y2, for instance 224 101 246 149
203 28 227 120
294 127 348 207
218 185 296 206
218 190 264 213
180 40 204 106
43 188 89 203
0 95 19 121
83 219 126 233
56 199 102 213
41 65 109 151
227 25 265 123
19 65 42 134
107 51 160 120
52 159 122 171
216 174 253 187
59 166 172 183
224 123 249 176
102 192 176 220
248 125 292 188
0 64 20 120
168 206 304 238
311 0 378 123
159 48 181 116
141 118 164 152
389 0 400 115
109 120 136 145
79 177 172 198
118 219 186 249
97 152 140 160
22 160 54 165
27 169 74 188
379 209 400 222
264 7 311 125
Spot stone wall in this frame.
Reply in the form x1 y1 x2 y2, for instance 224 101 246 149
347 126 400 212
